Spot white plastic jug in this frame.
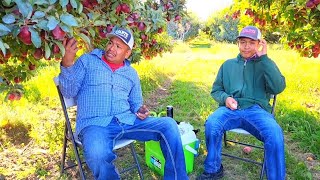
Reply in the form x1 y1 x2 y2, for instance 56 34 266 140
178 122 199 155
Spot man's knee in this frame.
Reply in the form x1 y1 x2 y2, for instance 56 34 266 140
265 124 284 147
205 117 224 137
83 139 115 162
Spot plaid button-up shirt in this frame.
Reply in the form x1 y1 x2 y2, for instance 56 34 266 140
59 49 143 134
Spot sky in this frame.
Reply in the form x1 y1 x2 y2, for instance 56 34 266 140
186 0 234 21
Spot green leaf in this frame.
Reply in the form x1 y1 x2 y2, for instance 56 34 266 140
32 11 45 19
2 14 15 24
37 19 48 30
93 20 107 26
70 0 77 9
47 16 59 30
29 27 41 48
59 0 68 8
3 0 13 6
34 0 49 5
54 41 65 56
0 23 11 35
89 28 95 37
44 41 51 59
60 24 71 33
49 0 58 5
14 0 33 18
0 39 7 56
78 3 83 14
79 32 91 47
60 13 78 26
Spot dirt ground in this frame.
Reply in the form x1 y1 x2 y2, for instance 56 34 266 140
0 78 319 179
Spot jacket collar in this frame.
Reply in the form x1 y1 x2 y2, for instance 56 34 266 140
237 53 261 62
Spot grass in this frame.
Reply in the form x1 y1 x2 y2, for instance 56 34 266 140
0 41 319 179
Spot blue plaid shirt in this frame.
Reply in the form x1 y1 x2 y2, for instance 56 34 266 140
58 49 143 134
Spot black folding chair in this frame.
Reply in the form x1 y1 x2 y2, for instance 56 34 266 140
222 95 277 180
54 77 143 180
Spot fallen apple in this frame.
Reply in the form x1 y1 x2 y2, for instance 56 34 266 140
243 146 252 154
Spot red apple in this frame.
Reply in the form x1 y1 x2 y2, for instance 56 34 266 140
306 0 316 8
157 27 163 34
164 3 171 10
126 16 135 26
12 8 21 16
243 146 252 154
121 3 130 13
137 22 146 31
52 25 66 40
66 3 73 12
141 34 148 41
8 93 16 101
142 42 150 48
21 50 28 57
106 24 113 33
33 48 43 59
166 15 171 21
14 77 22 83
53 44 60 54
98 26 107 38
131 12 139 20
18 26 32 45
82 0 93 9
29 63 36 70
313 0 320 5
3 50 11 59
116 4 122 15
174 15 181 21
152 39 157 45
296 44 302 49
90 0 98 6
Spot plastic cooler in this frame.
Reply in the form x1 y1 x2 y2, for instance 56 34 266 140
145 122 199 175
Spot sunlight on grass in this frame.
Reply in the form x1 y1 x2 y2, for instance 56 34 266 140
1 41 319 179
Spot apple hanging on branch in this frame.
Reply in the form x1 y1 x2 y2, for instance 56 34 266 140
0 0 187 101
237 0 320 58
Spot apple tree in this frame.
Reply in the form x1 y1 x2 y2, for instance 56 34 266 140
0 0 186 101
229 0 320 58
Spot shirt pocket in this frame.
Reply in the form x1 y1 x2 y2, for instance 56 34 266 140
86 69 110 86
113 76 133 98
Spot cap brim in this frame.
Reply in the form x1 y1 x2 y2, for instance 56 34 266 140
106 33 132 49
237 35 259 40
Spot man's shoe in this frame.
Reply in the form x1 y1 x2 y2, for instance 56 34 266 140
196 165 224 180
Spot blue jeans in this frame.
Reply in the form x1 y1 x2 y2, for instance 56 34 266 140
78 116 188 180
204 105 285 180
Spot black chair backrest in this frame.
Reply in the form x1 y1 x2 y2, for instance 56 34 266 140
270 94 277 115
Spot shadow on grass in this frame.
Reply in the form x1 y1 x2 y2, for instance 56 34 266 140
277 101 320 158
0 122 31 146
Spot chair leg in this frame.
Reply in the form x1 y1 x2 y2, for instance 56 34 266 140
129 143 144 180
223 132 228 147
259 151 266 180
60 125 68 175
72 140 86 180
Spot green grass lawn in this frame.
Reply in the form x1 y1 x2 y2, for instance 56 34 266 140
0 42 319 179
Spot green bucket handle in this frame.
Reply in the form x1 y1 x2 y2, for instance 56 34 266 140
149 111 167 117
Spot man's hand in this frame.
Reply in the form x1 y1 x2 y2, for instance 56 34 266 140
136 105 150 120
61 37 78 67
256 39 267 57
225 97 238 110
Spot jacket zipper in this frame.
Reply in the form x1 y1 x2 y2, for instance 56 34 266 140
239 60 247 108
